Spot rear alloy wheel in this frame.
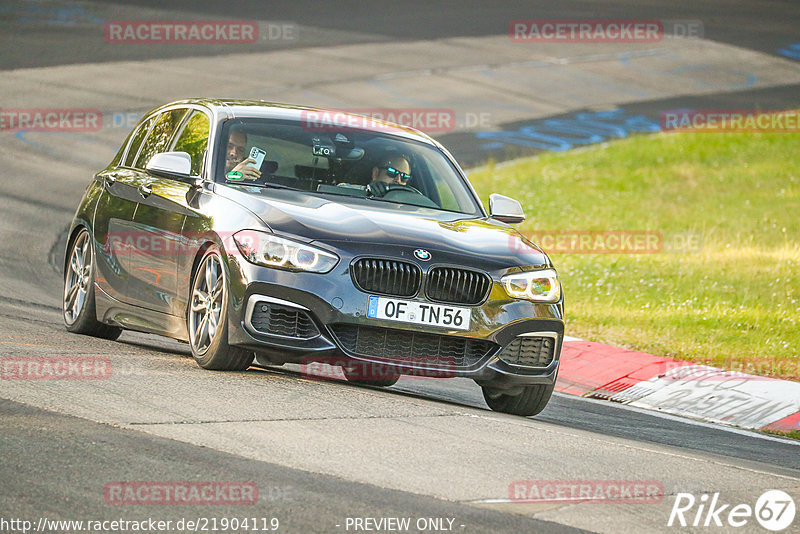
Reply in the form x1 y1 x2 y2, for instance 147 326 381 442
482 383 554 416
188 247 253 371
63 228 122 340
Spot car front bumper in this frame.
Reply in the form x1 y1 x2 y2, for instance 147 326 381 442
225 250 564 388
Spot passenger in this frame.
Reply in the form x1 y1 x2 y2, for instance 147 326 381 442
225 128 262 181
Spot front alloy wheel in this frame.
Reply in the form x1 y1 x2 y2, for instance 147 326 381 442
188 247 253 370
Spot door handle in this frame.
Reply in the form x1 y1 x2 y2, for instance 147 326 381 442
138 184 152 198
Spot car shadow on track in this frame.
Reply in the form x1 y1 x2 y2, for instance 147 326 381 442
250 362 495 414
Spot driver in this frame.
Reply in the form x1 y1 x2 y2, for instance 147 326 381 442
225 128 262 181
368 155 411 197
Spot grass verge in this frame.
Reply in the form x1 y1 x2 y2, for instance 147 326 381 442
468 130 799 380
763 429 800 441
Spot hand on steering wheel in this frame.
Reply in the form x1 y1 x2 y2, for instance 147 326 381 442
367 181 423 197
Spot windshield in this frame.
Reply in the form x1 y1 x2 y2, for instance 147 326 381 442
216 118 482 215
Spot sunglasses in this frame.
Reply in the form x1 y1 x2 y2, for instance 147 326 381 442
381 166 411 184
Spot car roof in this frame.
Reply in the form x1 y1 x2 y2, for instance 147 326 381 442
160 98 440 146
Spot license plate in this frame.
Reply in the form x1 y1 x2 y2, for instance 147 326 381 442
366 296 471 330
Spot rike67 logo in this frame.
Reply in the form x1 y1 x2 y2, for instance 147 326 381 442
668 490 796 531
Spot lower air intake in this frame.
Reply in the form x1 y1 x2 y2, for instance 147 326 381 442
329 324 494 368
250 302 319 339
497 336 556 368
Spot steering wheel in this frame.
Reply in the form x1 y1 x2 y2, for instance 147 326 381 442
385 183 424 195
369 182 424 197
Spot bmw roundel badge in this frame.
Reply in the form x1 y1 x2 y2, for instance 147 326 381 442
414 249 431 261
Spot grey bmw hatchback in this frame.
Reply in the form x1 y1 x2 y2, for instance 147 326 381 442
63 99 564 416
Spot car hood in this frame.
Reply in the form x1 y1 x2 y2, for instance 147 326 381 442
218 186 549 270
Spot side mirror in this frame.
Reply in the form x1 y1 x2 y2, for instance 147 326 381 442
145 152 195 182
489 193 526 224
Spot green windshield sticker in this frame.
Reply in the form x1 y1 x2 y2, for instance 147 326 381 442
226 171 244 181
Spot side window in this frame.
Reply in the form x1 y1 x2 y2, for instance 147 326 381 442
134 109 189 169
172 111 210 176
123 115 156 167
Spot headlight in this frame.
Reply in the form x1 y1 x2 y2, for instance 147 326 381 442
501 269 561 302
233 230 339 273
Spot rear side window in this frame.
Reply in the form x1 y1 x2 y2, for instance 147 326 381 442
123 115 156 167
172 111 210 176
134 108 189 169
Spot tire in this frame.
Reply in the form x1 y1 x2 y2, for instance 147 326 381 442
481 383 554 417
63 228 123 340
342 363 400 387
188 247 254 371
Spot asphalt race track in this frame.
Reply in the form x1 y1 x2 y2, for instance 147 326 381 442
1 1 799 533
